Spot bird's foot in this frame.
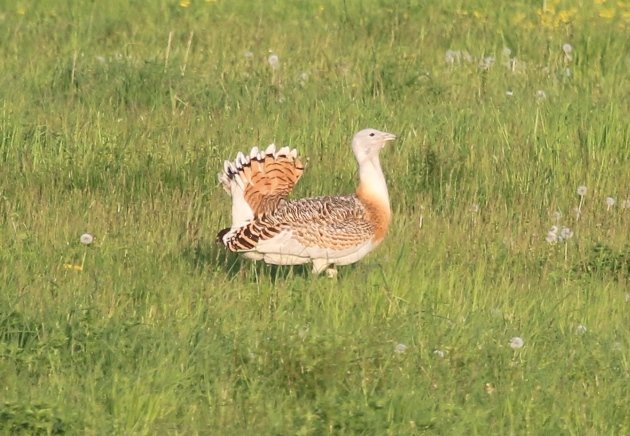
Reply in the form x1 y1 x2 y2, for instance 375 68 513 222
325 267 338 279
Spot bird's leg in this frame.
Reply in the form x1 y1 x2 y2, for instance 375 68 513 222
311 259 329 275
325 267 338 279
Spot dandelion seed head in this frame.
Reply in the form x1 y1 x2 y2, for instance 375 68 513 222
549 225 559 234
481 56 495 69
562 43 573 55
509 336 524 349
606 197 615 207
546 232 558 244
536 90 547 100
445 49 459 64
394 343 408 354
267 54 279 70
559 226 573 241
576 324 587 334
577 185 587 196
502 47 512 58
80 233 94 245
433 349 445 358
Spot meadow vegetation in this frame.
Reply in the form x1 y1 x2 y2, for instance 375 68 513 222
1 0 629 433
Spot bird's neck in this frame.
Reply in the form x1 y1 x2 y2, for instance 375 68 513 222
356 155 391 241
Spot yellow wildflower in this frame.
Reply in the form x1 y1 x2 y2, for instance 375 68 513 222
557 8 577 24
63 263 83 272
512 12 527 24
180 0 191 8
599 8 615 18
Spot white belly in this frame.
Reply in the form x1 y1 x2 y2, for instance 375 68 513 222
241 230 378 269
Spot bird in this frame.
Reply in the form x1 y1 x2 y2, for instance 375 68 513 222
216 128 396 274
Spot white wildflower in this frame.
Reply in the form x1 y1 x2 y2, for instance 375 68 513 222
546 231 558 244
509 337 524 349
394 343 408 354
433 349 445 358
445 49 459 64
559 226 573 241
506 90 514 97
80 233 94 245
562 43 573 54
562 43 573 61
577 186 587 196
267 53 279 70
576 324 587 335
481 56 495 70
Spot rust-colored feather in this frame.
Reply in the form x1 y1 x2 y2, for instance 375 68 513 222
245 155 304 215
356 183 391 243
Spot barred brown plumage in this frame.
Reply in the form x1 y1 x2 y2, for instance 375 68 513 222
217 129 396 274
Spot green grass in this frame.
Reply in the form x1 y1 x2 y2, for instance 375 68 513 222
1 0 629 433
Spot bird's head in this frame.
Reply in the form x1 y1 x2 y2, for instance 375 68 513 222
351 128 396 164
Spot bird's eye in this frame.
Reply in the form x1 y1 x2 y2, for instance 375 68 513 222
369 132 375 137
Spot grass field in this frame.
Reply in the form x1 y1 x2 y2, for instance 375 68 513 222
1 0 629 433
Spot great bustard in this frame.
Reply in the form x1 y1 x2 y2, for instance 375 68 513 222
217 128 396 274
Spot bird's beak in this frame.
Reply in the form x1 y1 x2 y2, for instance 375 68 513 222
383 132 397 143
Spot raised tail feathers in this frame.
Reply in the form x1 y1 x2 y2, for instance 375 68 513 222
218 144 304 232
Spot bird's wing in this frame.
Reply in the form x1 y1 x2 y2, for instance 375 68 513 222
222 195 375 253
